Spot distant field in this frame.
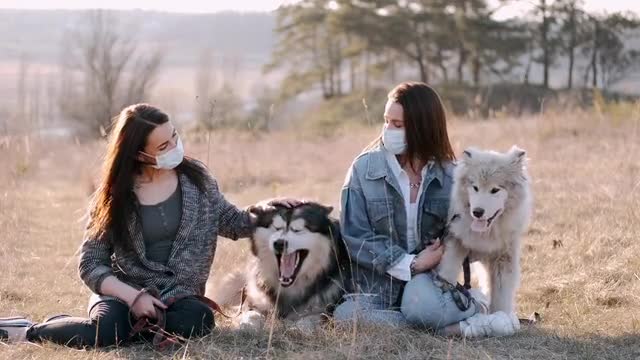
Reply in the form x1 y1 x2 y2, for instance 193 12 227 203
0 59 276 131
1 111 639 359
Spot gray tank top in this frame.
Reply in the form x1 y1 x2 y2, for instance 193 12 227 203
139 183 182 265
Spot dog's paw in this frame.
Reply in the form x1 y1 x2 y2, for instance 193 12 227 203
237 310 265 331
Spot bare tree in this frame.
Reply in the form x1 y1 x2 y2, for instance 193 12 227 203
195 48 217 130
59 10 163 137
29 71 42 137
16 53 29 130
194 49 247 130
0 107 8 136
247 85 279 132
45 74 58 128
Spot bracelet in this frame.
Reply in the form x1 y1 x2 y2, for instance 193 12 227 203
410 257 418 277
129 288 149 309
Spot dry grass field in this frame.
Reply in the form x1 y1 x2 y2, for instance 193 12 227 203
1 109 639 359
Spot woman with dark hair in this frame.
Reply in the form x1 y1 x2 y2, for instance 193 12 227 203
0 104 296 347
334 82 520 338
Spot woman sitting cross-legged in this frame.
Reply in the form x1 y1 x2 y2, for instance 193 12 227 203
0 104 296 347
334 82 520 338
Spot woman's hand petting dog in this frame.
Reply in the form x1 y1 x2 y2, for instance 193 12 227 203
267 198 304 208
413 239 444 273
248 198 305 226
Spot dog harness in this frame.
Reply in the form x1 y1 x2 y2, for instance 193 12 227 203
432 272 474 311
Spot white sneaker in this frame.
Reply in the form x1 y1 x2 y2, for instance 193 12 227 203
459 311 520 338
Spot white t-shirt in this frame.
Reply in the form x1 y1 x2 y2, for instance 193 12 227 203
383 149 433 281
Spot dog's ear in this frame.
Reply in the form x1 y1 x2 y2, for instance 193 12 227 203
322 205 334 216
508 145 526 166
462 148 475 161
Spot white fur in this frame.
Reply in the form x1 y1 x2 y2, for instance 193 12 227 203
438 146 532 313
238 310 265 330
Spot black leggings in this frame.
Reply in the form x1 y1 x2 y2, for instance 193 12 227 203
25 297 214 348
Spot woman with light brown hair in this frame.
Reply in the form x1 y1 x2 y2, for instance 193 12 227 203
0 104 295 347
335 82 520 338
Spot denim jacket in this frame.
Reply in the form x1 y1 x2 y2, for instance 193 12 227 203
340 144 455 308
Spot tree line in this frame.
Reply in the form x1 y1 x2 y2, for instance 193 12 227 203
266 0 640 99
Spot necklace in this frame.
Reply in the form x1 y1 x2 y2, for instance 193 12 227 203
402 159 423 190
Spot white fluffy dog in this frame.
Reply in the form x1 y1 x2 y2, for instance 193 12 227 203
438 146 532 313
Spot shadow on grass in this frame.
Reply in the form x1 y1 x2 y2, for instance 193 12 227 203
84 324 640 360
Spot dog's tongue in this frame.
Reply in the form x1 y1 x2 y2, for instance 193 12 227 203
471 219 489 232
279 252 298 278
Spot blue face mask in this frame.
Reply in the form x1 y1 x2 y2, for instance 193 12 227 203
382 124 407 155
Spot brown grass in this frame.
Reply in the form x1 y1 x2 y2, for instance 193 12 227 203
1 110 639 359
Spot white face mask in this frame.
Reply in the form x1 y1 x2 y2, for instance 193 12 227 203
142 137 184 170
382 124 407 155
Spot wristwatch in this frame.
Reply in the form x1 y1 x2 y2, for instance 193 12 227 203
410 257 418 277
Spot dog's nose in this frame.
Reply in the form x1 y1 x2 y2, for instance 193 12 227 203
472 208 485 218
273 240 287 253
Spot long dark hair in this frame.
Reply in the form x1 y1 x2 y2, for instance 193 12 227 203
87 104 207 250
367 82 456 168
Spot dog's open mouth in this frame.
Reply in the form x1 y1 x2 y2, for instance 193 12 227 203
471 209 502 232
275 249 309 287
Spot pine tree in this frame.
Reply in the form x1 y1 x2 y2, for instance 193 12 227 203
266 0 348 99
